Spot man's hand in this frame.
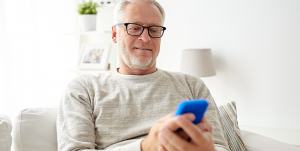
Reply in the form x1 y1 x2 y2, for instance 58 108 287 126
141 113 195 151
157 116 215 151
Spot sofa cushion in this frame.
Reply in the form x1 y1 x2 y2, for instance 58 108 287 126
0 114 12 151
241 129 300 151
12 108 58 151
218 101 246 151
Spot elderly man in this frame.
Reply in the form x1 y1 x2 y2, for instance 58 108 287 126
57 0 229 151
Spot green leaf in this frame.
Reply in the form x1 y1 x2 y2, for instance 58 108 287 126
78 1 98 14
84 8 92 14
92 8 97 14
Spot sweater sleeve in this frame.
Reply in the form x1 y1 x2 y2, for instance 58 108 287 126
192 79 230 151
56 76 142 151
81 139 142 151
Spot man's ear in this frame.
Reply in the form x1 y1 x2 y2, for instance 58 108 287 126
112 26 117 43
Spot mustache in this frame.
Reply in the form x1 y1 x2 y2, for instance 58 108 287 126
133 43 154 49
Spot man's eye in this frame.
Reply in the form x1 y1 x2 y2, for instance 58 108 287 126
150 29 158 33
129 27 141 31
150 28 161 33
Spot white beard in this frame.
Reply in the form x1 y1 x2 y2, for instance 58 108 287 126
117 38 154 71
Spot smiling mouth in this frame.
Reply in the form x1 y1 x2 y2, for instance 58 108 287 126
134 47 151 51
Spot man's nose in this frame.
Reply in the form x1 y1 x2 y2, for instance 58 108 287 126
138 28 151 42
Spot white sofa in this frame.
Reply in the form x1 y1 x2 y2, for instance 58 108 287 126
1 108 300 151
0 114 12 151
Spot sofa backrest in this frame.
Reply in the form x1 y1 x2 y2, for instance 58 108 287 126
12 108 58 151
0 114 12 151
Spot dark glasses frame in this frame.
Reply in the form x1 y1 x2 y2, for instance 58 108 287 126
115 23 166 38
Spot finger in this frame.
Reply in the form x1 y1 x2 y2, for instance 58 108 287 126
161 113 196 132
199 116 212 133
175 130 190 140
158 113 174 123
158 128 191 151
176 116 206 145
197 122 209 132
174 113 196 121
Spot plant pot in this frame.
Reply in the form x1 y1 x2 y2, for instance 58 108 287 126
78 14 96 32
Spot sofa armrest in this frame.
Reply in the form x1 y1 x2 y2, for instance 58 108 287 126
0 114 12 151
12 108 58 151
241 129 300 151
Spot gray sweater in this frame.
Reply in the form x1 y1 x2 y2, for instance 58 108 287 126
57 68 229 151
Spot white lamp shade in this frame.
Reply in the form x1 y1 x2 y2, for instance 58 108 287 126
180 48 216 77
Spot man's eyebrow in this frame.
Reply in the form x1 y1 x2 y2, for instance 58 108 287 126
132 21 162 26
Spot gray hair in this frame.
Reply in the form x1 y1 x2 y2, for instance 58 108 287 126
113 0 165 25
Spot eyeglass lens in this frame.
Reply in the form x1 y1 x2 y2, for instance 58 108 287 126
127 24 163 37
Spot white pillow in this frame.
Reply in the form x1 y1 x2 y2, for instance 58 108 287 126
12 108 58 151
0 114 12 151
218 101 246 151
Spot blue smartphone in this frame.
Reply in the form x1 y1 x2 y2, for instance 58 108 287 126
174 99 209 124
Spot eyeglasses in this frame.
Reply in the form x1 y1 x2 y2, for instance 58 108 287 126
115 23 166 38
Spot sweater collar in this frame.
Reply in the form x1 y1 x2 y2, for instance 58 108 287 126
111 68 162 81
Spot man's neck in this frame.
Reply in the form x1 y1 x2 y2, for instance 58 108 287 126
118 64 157 75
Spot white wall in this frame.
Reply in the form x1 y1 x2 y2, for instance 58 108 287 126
0 0 78 118
157 0 300 131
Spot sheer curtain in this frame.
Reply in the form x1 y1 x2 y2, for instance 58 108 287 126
0 0 78 118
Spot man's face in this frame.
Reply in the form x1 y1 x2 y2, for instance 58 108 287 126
113 2 163 71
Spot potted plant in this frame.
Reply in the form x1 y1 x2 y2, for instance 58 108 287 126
78 1 98 32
